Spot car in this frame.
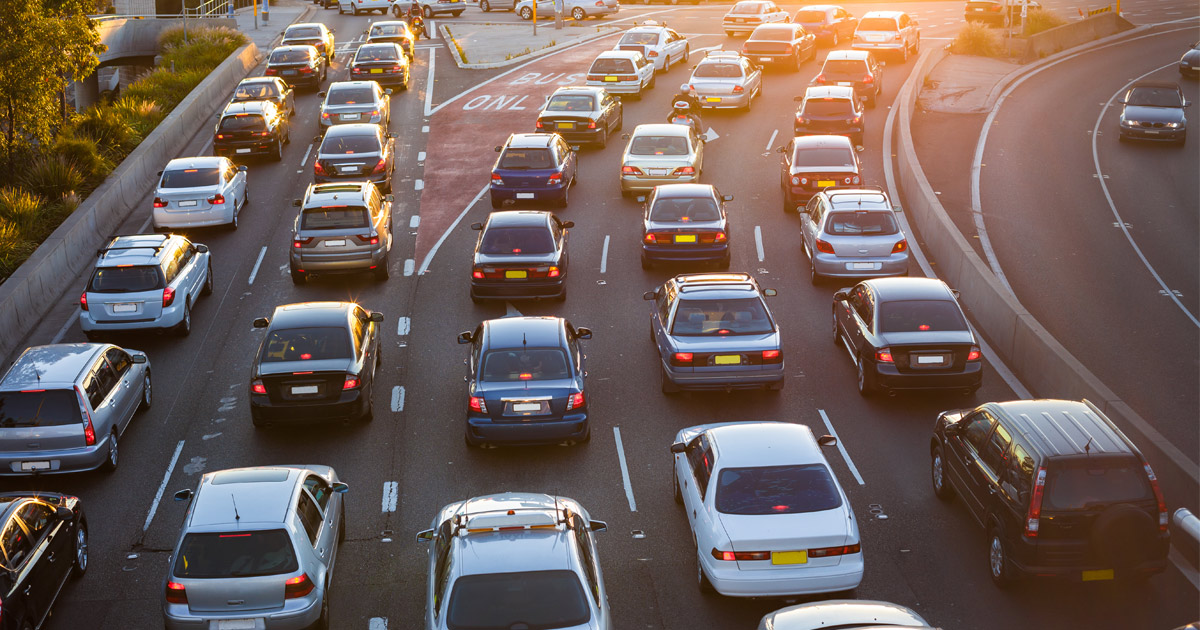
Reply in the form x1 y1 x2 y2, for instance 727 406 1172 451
620 123 704 195
741 23 815 71
0 492 88 629
349 42 410 88
415 493 610 630
645 273 783 393
1181 41 1199 78
391 0 465 18
723 0 790 37
230 76 296 117
490 133 578 208
152 156 248 231
793 85 864 146
930 399 1170 587
639 184 732 270
313 0 338 9
280 22 336 63
469 210 573 301
853 10 920 62
832 277 982 396
313 124 396 191
1118 81 1189 144
213 100 292 160
249 302 384 425
365 20 416 58
80 234 212 337
535 86 623 148
813 50 883 107
479 0 518 11
264 45 327 90
671 422 861 596
289 182 394 284
340 0 390 14
801 187 908 283
777 134 862 211
687 51 762 111
759 600 932 630
613 21 689 73
0 343 150 474
964 0 1041 27
585 50 656 97
319 80 392 134
516 0 619 20
794 5 857 46
164 466 349 629
458 317 592 446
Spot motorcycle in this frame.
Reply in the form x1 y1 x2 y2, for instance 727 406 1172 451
668 100 702 136
404 15 427 39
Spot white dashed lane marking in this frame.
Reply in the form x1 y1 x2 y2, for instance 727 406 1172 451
397 316 411 335
382 481 398 512
391 386 405 412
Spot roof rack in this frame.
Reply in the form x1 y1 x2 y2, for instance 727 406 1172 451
447 498 576 538
97 236 169 257
636 19 666 26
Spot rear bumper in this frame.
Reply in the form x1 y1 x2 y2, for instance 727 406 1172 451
702 552 864 596
873 361 982 391
1181 62 1199 77
164 592 323 630
662 359 784 390
1010 535 1170 580
152 206 233 230
350 69 408 84
314 171 391 188
811 253 909 279
215 140 277 157
0 438 110 476
744 51 793 64
722 22 760 35
621 173 700 192
642 243 728 263
466 413 588 446
250 390 368 423
695 92 750 109
586 80 641 95
852 42 905 53
278 72 322 89
80 302 186 332
794 127 863 142
470 278 566 299
291 246 389 274
490 183 568 203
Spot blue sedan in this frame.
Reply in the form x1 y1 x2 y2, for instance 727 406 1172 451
490 133 578 209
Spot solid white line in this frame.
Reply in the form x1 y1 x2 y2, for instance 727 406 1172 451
391 386 405 412
403 259 415 276
50 312 80 344
765 128 778 152
299 142 313 167
418 185 489 275
382 481 398 512
247 246 267 285
424 48 437 117
368 618 388 630
417 151 426 161
613 427 637 512
415 179 424 191
397 316 411 335
409 215 420 228
754 225 764 262
600 235 610 273
143 440 186 532
817 410 864 486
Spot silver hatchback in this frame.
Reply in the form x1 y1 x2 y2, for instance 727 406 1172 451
688 51 762 110
318 81 391 134
152 156 248 231
801 187 910 283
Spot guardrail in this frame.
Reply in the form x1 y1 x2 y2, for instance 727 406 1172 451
186 0 259 18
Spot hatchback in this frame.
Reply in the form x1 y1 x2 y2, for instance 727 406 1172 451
535 86 623 148
645 273 783 393
458 317 592 447
723 0 790 36
639 184 732 269
833 277 982 396
319 81 391 133
213 100 291 160
470 210 572 301
741 23 815 71
802 187 907 282
394 0 466 18
164 466 349 630
80 234 212 337
687 51 762 111
1118 81 1189 144
231 76 296 116
852 10 920 62
264 45 327 90
794 5 857 46
289 182 394 283
152 156 248 230
490 133 578 208
672 422 862 597
794 85 864 146
249 302 384 426
0 343 149 475
0 492 88 630
585 51 656 96
613 22 689 73
759 600 931 630
281 23 336 63
312 124 396 192
778 134 861 211
813 49 883 107
620 124 705 195
365 20 416 58
349 43 410 88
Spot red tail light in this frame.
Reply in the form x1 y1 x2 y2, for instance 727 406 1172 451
535 120 544 129
648 50 659 57
809 543 860 557
251 380 267 395
594 1 603 5
967 346 982 361
782 44 793 53
165 581 188 605
671 352 693 366
547 173 563 184
265 68 277 75
672 166 695 176
567 391 585 410
621 166 644 175
1024 467 1047 537
795 115 807 124
351 67 362 74
1144 462 1169 532
732 85 744 93
892 239 908 253
343 375 361 390
371 158 387 174
698 231 727 244
293 237 313 248
208 194 225 205
354 234 380 245
862 74 874 84
989 4 1002 10
587 119 597 129
300 66 314 74
153 197 167 208
80 292 88 311
814 73 826 83
814 239 834 254
711 548 770 561
894 33 902 41
586 74 602 81
314 161 326 175
469 396 487 413
75 386 96 446
875 347 894 363
643 233 658 244
321 112 331 120
547 266 560 278
162 287 176 307
472 268 484 279
850 116 861 124
762 349 781 362
284 573 315 599
392 65 404 73
491 173 504 185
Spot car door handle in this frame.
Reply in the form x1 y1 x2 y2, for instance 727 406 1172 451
23 584 31 595
47 552 55 562
691 509 696 519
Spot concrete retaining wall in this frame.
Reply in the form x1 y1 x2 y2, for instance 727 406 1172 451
0 42 260 366
97 17 238 65
1008 12 1134 61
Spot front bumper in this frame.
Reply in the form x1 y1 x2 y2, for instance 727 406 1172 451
152 206 234 230
1181 62 1199 77
811 252 909 279
873 360 983 392
621 172 700 193
1120 123 1185 141
470 277 566 299
164 590 323 630
80 302 186 332
250 389 368 423
291 245 389 274
0 437 111 476
702 551 864 597
662 359 784 390
466 412 588 446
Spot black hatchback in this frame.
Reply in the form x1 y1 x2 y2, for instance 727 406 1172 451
794 85 864 146
0 492 87 630
470 211 573 302
213 101 291 160
639 183 732 270
264 45 327 90
312 124 396 192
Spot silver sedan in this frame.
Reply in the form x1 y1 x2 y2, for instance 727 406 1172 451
688 51 762 111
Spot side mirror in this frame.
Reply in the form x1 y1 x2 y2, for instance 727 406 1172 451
292 199 302 207
833 290 848 302
793 95 805 102
560 220 575 229
369 311 385 323
385 88 393 95
670 442 686 453
722 194 734 202
313 135 322 143
776 145 786 153
622 134 630 139
363 29 370 34
238 165 248 172
763 288 778 297
575 327 592 339
589 520 608 533
642 290 657 301
195 244 210 253
635 195 647 203
494 146 502 152
55 506 73 519
470 222 483 231
457 331 473 344
387 132 396 139
817 434 837 447
569 145 581 152
253 317 271 328
318 91 326 97
173 489 194 502
131 354 148 364
893 205 902 213
879 61 887 67
156 170 163 177
332 482 349 494
945 423 962 437
385 194 395 203
416 528 435 543
951 289 962 299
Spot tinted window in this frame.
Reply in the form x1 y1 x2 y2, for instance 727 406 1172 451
858 17 898 30
822 59 870 76
619 32 659 45
285 26 322 38
589 58 634 74
670 297 774 335
301 206 370 229
1044 459 1154 510
0 390 83 428
1 520 32 567
327 87 377 105
304 475 333 510
173 530 299 578
498 149 554 169
795 10 828 22
959 411 995 452
479 226 555 255
446 570 590 630
371 24 408 36
630 135 689 156
732 1 765 13
981 423 1011 472
825 210 898 235
89 266 164 292
234 82 279 100
1124 86 1183 107
481 348 571 382
17 503 53 541
793 147 856 168
297 492 322 546
355 45 400 62
716 464 842 515
260 327 353 362
219 115 267 131
693 63 743 78
320 134 382 154
749 27 795 41
649 197 721 222
269 49 312 64
160 168 219 188
878 300 968 333
546 95 595 112
106 348 132 376
802 98 855 116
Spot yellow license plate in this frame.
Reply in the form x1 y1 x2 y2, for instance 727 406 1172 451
370 68 383 74
674 234 696 243
817 180 835 187
604 76 619 82
505 270 528 279
556 122 573 129
713 355 741 365
772 551 808 565
1082 569 1114 581
706 97 721 103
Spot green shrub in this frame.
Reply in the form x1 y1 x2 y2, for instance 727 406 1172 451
0 220 39 281
1024 8 1066 35
20 158 86 200
71 106 139 156
0 188 45 234
950 22 1001 57
52 136 113 181
109 98 165 138
159 25 247 72
121 68 210 111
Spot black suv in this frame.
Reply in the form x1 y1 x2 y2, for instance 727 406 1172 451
213 101 291 161
930 399 1169 587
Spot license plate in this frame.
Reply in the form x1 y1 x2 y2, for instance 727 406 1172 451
325 239 347 247
113 303 137 313
292 385 319 395
505 270 528 279
339 166 358 173
771 551 808 565
370 68 383 74
648 168 668 176
512 402 541 413
236 148 251 154
713 355 741 365
217 620 258 630
849 262 878 270
1144 130 1158 134
817 180 835 188
20 461 51 472
556 122 573 129
341 113 361 120
283 69 297 75
178 200 198 207
515 192 535 200
706 97 721 103
604 76 618 82
759 57 771 62
1082 569 1114 581
674 234 696 243
917 355 946 365
837 81 853 86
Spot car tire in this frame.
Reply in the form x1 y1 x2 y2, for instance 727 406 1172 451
271 138 283 161
352 3 359 14
72 520 88 578
84 331 101 342
229 205 239 231
102 431 119 472
361 391 375 422
912 36 920 55
290 268 308 285
519 6 531 18
856 355 874 397
867 92 876 108
572 6 585 19
315 586 331 630
792 52 801 72
374 255 391 281
555 285 567 302
339 501 347 544
673 471 683 504
648 72 656 89
481 0 490 9
392 4 401 15
337 2 344 12
988 525 1018 588
139 369 152 412
725 30 735 36
423 5 433 17
682 45 689 63
832 308 841 346
202 263 214 295
900 43 909 63
595 128 607 149
177 303 192 337
697 553 716 593
660 365 680 394
614 113 623 132
470 290 481 304
831 30 838 46
931 445 955 501
252 412 267 428
809 253 820 285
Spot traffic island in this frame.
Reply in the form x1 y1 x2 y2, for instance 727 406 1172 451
440 21 620 69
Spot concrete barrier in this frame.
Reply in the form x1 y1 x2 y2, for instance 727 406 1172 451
1013 12 1134 61
96 17 238 65
0 42 260 366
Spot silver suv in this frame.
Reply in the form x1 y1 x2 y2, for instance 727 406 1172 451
80 234 212 339
0 343 150 475
164 466 349 630
416 492 611 630
802 187 910 283
852 10 920 62
289 182 394 284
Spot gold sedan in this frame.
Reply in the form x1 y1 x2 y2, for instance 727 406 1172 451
620 124 705 196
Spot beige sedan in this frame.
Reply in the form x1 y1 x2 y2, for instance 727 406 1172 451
619 123 704 196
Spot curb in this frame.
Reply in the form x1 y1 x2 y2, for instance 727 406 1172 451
441 23 621 69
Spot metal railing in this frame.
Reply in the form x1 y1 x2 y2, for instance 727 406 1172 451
185 0 258 17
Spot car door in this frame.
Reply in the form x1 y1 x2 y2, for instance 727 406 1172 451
801 195 819 253
18 501 73 621
687 436 719 553
837 8 856 38
104 347 139 430
296 490 332 579
666 29 686 58
945 410 998 522
88 357 121 440
1 515 40 625
767 2 785 23
569 514 607 623
844 284 873 358
975 421 1014 522
653 283 676 358
429 518 455 628
303 475 341 571
742 58 761 95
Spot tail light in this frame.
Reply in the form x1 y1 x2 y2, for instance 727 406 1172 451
265 68 277 75
894 32 902 41
1144 462 1168 532
567 391 585 410
369 110 380 120
547 173 563 184
1024 467 1047 537
782 44 793 53
255 131 272 137
392 65 404 73
300 66 314 74
215 134 227 140
314 161 326 175
697 231 726 244
469 396 488 413
648 50 659 57
587 119 597 129
799 177 809 185
732 85 744 93
351 67 362 74
966 346 982 361
891 239 908 253
849 116 861 124
644 233 658 244
472 267 484 279
671 166 695 176
762 349 782 363
535 120 544 129
165 581 188 605
814 73 826 83
75 386 96 446
354 234 380 245
671 352 693 366
814 239 834 254
795 115 807 124
547 266 561 278
595 0 603 5
875 347 894 363
851 175 861 184
711 548 770 561
343 375 361 390
371 158 387 174
80 292 88 311
990 4 1002 10
284 573 315 599
862 74 874 84
491 173 505 185
207 194 225 205
251 380 267 395
587 74 602 81
809 543 860 557
162 287 176 307
153 197 167 208
321 111 331 121
622 166 644 176
293 237 313 248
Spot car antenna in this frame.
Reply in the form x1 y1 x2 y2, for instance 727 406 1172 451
1084 437 1093 456
231 494 241 521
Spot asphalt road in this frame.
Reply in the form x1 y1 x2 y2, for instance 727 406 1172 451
4 2 1195 629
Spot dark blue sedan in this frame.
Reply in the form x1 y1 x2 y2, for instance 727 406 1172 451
458 316 592 447
639 184 732 270
490 133 578 209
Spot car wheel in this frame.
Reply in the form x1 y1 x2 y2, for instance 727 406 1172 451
352 3 359 14
202 263 213 295
337 2 343 12
139 369 152 412
481 0 490 9
697 552 715 593
572 6 585 19
900 43 908 63
84 331 100 342
725 30 735 36
423 5 433 17
832 308 841 346
831 30 838 46
1002 13 1012 28
856 355 874 396
660 56 670 74
682 45 689 63
252 412 267 428
229 205 239 231
555 285 567 302
648 72 656 89
361 391 375 422
792 52 801 72
988 526 1018 587
614 113 623 132
672 470 683 504
595 128 607 149
102 431 119 472
809 255 820 285
931 446 955 501
271 138 283 161
866 92 876 108
315 585 331 630
392 4 401 15
374 255 391 281
290 268 308 285
177 302 192 337
660 365 680 394
519 6 531 18
72 520 88 577
912 36 920 54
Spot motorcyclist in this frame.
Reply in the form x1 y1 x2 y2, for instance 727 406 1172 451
666 83 704 135
406 4 427 40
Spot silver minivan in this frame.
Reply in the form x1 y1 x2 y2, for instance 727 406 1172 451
0 343 150 475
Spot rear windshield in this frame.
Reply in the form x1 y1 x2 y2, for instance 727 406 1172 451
693 63 743 79
650 197 720 222
671 297 774 335
269 49 310 64
793 147 856 168
447 570 590 630
326 87 376 106
732 1 765 14
481 348 571 382
1125 87 1183 107
260 326 353 362
716 464 843 515
173 530 299 578
620 32 659 45
480 226 555 255
498 149 554 169
370 24 408 36
825 210 898 235
546 94 595 112
794 10 828 22
89 265 163 292
822 59 869 75
590 58 634 74
630 135 689 156
0 390 80 428
749 27 793 41
1044 459 1154 510
301 206 370 229
877 300 968 333
285 26 322 39
320 134 381 154
161 167 219 188
234 83 279 100
858 17 898 31
219 115 266 132
802 99 855 116
356 45 400 62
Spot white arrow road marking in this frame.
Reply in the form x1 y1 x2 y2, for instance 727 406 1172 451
703 127 720 142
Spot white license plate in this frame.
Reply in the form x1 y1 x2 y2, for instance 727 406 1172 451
759 57 771 62
338 166 358 173
20 461 51 472
217 620 259 630
178 200 198 207
648 168 668 176
516 192 535 199
113 303 137 313
512 402 541 412
236 148 251 154
849 262 879 270
917 355 946 365
837 81 853 86
292 385 319 395
283 69 298 75
324 239 347 247
1144 130 1159 134
341 113 361 121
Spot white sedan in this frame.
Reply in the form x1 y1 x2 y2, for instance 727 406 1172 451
758 600 933 630
516 0 619 20
670 421 864 597
613 21 689 72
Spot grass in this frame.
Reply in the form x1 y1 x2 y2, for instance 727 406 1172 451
950 21 1002 57
1024 8 1067 35
20 158 86 201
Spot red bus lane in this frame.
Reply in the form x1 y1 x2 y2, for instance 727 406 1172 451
416 37 621 266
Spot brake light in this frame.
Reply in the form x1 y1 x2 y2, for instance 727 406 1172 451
392 65 404 73
622 166 644 175
208 193 225 205
892 239 908 253
587 119 597 129
672 352 693 365
351 67 362 74
782 44 793 53
567 391 585 410
990 4 1002 10
469 396 488 413
251 380 267 395
849 116 861 124
594 0 603 5
1144 462 1169 532
371 158 387 174
216 134 227 140
300 66 313 74
672 166 695 176
314 160 326 175
644 233 658 244
862 74 874 84
354 234 380 245
75 386 96 446
732 85 744 93
1024 467 1047 537
472 268 484 279
587 74 602 81
80 291 88 311
795 115 806 124
762 349 781 362
491 173 505 185
547 266 560 278
894 32 902 41
165 581 188 605
712 231 727 243
813 73 826 83
293 237 313 248
875 347 894 363
547 173 563 184
265 68 277 75
809 543 860 557
321 112 331 120
162 287 176 307
343 375 361 390
711 548 770 561
967 346 982 361
153 197 167 208
284 573 315 599
535 120 544 129
648 50 659 57
814 239 834 254
369 110 380 119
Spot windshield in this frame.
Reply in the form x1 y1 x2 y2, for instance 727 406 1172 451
285 26 322 39
731 1 765 14
219 115 266 132
1044 459 1153 510
326 87 376 106
89 265 163 292
356 45 400 62
693 62 743 79
878 300 968 333
1125 87 1182 107
825 210 898 235
234 83 279 100
371 24 408 36
650 197 720 222
481 348 571 381
320 134 381 154
858 17 898 31
749 27 794 41
671 297 774 335
498 148 554 169
546 94 595 112
447 570 590 630
260 326 352 362
173 530 299 579
269 49 310 64
480 226 555 255
630 135 689 156
802 99 855 116
620 32 659 45
301 206 370 229
793 147 855 167
160 167 219 188
716 464 843 515
794 9 827 22
822 59 869 76
0 390 80 428
590 58 634 74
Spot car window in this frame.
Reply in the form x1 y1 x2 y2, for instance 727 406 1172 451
821 59 869 76
173 529 299 578
630 135 689 156
732 1 764 13
547 94 595 112
356 45 400 62
0 390 81 428
286 25 322 38
802 98 855 116
980 423 1011 472
432 519 454 618
688 436 714 498
269 49 312 64
959 411 996 453
447 570 591 629
620 32 659 45
16 502 53 543
179 244 195 268
795 9 827 22
303 475 333 510
1 519 32 568
793 146 856 168
91 360 118 406
234 82 278 100
715 464 842 515
570 514 601 602
260 326 353 362
105 348 132 377
859 16 898 30
877 300 968 333
160 167 219 188
88 265 163 293
320 133 382 155
481 348 571 382
349 315 365 356
1006 443 1035 502
1043 458 1154 510
326 87 376 105
693 62 743 78
162 246 183 284
749 27 795 41
590 57 634 74
670 297 774 335
301 206 370 229
479 226 555 255
296 491 323 546
649 197 720 222
498 148 554 169
219 114 267 131
825 210 898 235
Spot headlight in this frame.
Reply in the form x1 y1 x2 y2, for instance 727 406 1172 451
1165 122 1181 128
1122 119 1139 126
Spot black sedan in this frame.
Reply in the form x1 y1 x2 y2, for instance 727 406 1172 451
0 492 87 630
349 43 410 89
794 85 864 146
470 210 572 302
534 86 623 149
458 316 592 447
264 45 327 90
249 302 384 427
639 183 732 269
365 20 416 59
313 124 396 192
832 277 982 396
1182 41 1199 78
1118 81 1189 144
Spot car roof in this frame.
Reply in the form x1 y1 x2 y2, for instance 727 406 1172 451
551 86 605 96
271 44 318 54
189 467 300 528
708 422 825 468
482 316 564 350
825 50 872 61
797 4 837 11
861 10 904 18
765 600 929 628
303 182 373 205
990 400 1134 459
804 85 856 99
323 123 381 138
239 76 281 85
505 133 555 149
1 343 105 389
672 273 761 299
823 188 890 209
596 50 643 60
485 210 552 227
164 156 226 170
372 20 409 27
95 233 175 267
1129 81 1181 90
733 0 771 6
286 22 326 32
653 183 716 199
446 493 579 576
794 135 855 150
328 80 379 90
754 23 795 30
633 123 690 137
863 277 953 301
221 100 273 115
268 301 354 328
